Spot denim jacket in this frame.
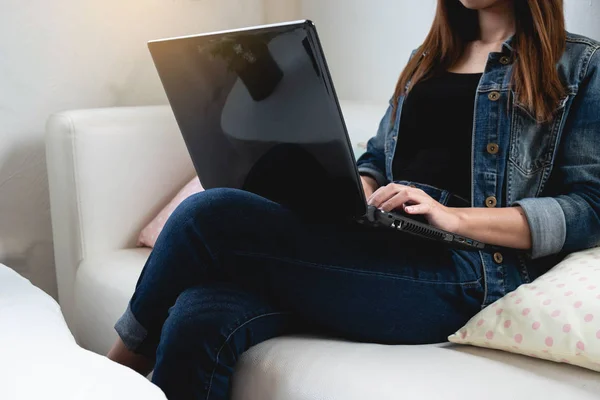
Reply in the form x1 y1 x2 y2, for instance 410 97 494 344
357 33 600 303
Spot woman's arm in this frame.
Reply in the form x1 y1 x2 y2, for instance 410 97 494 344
356 104 394 188
510 49 600 258
452 207 531 250
368 183 532 250
368 50 600 255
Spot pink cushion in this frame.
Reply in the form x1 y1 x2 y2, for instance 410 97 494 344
138 177 204 248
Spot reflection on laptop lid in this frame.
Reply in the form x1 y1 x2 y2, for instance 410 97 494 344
148 20 366 219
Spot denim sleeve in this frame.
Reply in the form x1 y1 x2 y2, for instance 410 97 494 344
512 197 567 259
514 48 600 259
356 103 393 187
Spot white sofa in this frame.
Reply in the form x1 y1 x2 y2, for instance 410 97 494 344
0 263 166 399
46 103 600 399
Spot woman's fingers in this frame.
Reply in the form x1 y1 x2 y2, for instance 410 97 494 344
367 184 401 207
369 184 429 210
404 203 431 215
380 190 428 212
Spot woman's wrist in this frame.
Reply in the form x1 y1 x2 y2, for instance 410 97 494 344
360 175 379 198
451 208 469 236
438 206 466 233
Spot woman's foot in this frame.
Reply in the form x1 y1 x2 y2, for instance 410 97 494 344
107 338 155 377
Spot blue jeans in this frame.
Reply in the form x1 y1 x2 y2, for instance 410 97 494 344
116 188 488 399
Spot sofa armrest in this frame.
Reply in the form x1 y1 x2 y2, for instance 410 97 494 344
46 105 194 332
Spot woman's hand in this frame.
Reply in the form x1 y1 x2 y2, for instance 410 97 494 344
367 183 532 250
367 183 461 232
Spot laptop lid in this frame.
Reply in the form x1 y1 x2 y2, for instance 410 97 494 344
148 20 367 218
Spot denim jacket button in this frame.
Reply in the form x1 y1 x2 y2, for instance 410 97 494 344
494 252 504 264
487 143 499 155
485 196 498 208
499 56 511 65
488 91 501 101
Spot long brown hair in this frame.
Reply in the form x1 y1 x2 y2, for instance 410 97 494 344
393 0 566 122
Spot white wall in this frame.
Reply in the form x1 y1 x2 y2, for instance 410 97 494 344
0 0 265 297
264 0 301 23
565 0 600 40
301 0 600 103
301 0 437 102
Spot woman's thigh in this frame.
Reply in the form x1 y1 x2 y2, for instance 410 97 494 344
181 188 485 344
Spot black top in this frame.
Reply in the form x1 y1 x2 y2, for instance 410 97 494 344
392 71 481 201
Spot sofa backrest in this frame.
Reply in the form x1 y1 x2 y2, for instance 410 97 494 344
46 105 194 328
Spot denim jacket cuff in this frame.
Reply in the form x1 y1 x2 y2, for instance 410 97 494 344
512 197 567 259
358 165 387 188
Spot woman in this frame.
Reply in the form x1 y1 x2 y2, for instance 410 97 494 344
109 0 600 398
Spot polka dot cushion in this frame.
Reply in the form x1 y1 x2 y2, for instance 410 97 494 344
138 176 204 248
449 247 600 372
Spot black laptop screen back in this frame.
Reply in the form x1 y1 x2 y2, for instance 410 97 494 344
149 22 366 218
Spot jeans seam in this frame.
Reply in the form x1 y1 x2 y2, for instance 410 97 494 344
232 250 483 288
188 206 219 263
479 251 489 308
205 311 292 400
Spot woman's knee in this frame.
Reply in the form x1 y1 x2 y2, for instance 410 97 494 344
165 188 286 244
173 188 276 223
160 188 246 237
174 188 242 218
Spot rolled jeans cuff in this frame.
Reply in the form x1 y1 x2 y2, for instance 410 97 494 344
114 303 148 354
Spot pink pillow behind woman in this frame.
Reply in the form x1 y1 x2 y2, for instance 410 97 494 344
138 177 204 248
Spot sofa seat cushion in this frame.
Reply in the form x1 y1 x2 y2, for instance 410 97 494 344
232 337 600 400
75 250 600 400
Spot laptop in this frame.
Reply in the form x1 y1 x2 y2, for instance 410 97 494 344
148 20 494 252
